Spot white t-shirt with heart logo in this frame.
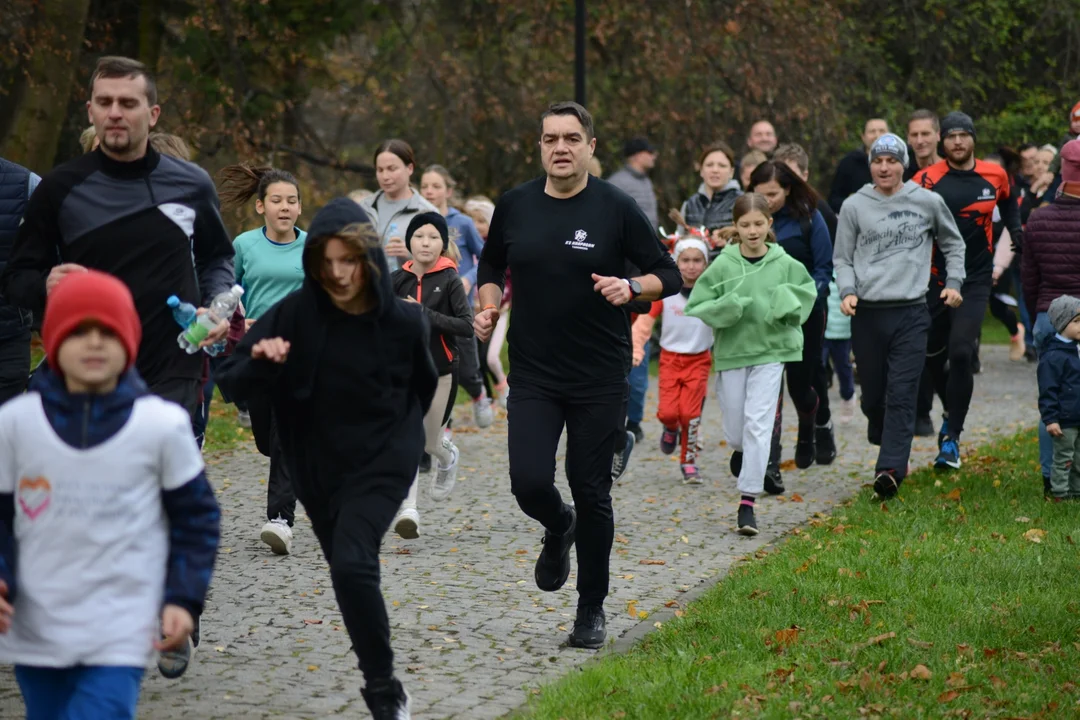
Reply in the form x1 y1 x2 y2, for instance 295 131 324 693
0 393 203 667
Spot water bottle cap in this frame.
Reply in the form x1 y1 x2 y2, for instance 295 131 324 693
231 285 244 296
167 295 179 307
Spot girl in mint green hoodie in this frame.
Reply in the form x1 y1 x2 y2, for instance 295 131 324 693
686 194 816 536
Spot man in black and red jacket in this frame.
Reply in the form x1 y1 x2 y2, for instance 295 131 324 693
912 111 1023 471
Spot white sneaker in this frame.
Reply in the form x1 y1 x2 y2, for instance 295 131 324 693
473 396 494 428
394 508 420 539
260 516 293 555
838 397 857 424
237 409 252 428
430 440 460 501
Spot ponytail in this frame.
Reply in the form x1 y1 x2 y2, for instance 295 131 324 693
218 164 300 211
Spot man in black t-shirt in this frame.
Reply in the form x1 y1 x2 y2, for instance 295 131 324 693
475 102 681 650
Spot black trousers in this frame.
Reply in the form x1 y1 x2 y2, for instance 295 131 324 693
306 486 402 684
852 303 930 479
787 299 830 424
0 330 30 407
918 281 991 437
507 380 623 608
250 395 296 525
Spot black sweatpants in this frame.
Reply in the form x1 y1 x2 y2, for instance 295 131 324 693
786 299 831 425
250 395 296 525
919 281 991 437
852 303 930 479
507 380 623 608
456 337 484 401
0 330 30 406
306 486 402 684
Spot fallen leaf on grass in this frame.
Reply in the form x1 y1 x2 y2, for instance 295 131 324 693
946 672 968 688
937 690 960 703
989 675 1007 690
853 631 896 652
639 558 666 565
1023 528 1047 543
910 664 933 680
704 683 727 695
1015 516 1031 523
773 626 802 648
943 487 962 502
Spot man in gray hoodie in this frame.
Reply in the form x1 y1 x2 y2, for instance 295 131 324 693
833 133 966 498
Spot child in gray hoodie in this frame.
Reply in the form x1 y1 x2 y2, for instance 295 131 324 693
833 133 966 499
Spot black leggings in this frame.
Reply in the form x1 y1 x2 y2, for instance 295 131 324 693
250 395 296 525
507 381 623 607
306 485 404 684
920 281 991 437
988 294 1019 337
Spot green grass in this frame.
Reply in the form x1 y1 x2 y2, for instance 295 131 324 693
204 387 253 453
516 431 1080 720
981 307 1016 346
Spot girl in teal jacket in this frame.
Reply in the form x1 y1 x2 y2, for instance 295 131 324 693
686 193 816 536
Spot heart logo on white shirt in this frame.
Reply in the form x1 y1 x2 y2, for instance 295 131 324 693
18 476 52 520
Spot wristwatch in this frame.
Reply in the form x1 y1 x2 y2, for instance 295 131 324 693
623 278 642 298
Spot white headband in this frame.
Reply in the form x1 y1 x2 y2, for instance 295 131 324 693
674 237 710 261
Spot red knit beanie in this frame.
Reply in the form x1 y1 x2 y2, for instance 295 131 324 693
42 270 142 372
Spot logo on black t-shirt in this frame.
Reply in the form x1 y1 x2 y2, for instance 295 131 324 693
566 229 594 251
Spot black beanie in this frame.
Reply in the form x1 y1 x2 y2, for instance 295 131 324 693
307 197 372 239
405 212 449 253
940 111 976 140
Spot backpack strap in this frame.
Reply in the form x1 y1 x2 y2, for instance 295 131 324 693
799 215 813 250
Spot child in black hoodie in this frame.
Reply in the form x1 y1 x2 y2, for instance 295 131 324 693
390 212 474 538
215 198 437 720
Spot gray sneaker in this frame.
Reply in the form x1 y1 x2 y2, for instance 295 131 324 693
237 409 252 428
158 635 194 679
430 439 460 501
473 396 494 428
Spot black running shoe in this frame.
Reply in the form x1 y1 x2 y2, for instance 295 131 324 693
737 504 758 536
764 461 784 495
626 421 645 444
873 470 900 500
612 431 635 481
729 450 743 478
535 506 576 592
794 416 815 469
362 678 411 720
815 423 837 465
568 605 607 649
914 415 935 437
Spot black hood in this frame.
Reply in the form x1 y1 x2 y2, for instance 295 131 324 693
301 197 394 318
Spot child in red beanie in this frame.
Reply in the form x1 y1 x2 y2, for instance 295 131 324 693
0 270 220 720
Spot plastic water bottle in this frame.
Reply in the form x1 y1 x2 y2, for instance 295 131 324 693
177 285 244 354
167 295 197 329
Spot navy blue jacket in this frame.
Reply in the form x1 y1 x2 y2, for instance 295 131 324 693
0 366 220 616
773 206 833 300
0 157 34 340
1038 335 1080 429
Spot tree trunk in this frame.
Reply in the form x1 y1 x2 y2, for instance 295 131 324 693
0 0 92 173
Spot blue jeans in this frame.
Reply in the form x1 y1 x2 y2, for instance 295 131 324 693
627 342 650 425
822 338 855 401
16 665 143 720
1034 312 1054 478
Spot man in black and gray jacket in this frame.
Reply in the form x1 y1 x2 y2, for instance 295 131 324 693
833 133 966 499
0 56 233 419
0 157 40 405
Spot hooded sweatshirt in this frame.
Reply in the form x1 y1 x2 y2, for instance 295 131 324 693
215 199 439 501
392 257 474 376
833 181 966 304
685 243 817 372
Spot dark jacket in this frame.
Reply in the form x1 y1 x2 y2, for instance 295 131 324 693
828 149 872 214
0 158 33 340
0 365 220 615
392 257 474 376
0 147 235 387
215 203 439 502
773 206 833 300
1022 195 1080 314
680 181 743 231
1038 335 1080 428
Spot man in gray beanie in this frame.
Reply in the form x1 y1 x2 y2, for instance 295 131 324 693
833 132 966 499
913 111 1023 472
1038 294 1080 500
